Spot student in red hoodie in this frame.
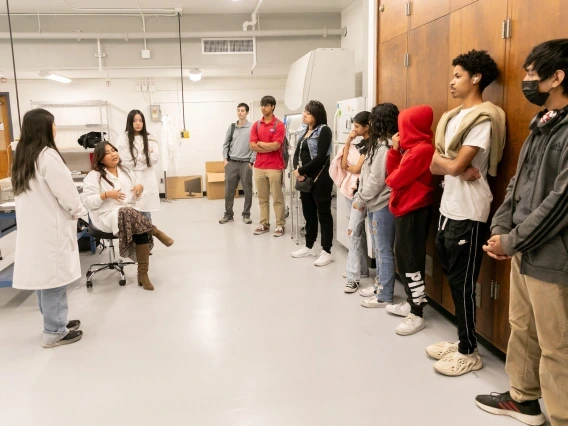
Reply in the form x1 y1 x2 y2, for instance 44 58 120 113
385 105 435 336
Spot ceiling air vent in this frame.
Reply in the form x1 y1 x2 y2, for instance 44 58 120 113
202 38 254 55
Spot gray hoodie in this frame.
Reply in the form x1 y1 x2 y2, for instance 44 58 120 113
492 110 568 286
352 141 391 213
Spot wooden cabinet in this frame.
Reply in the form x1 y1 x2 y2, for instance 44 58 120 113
408 15 451 128
378 33 408 109
378 0 408 44
447 0 508 110
376 0 565 355
451 0 478 12
491 0 566 351
410 0 451 30
0 95 13 180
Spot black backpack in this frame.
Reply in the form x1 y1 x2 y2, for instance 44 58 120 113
255 120 290 168
78 132 106 149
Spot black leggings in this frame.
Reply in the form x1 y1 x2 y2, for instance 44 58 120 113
132 233 150 244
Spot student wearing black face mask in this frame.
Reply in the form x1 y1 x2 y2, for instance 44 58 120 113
475 39 568 426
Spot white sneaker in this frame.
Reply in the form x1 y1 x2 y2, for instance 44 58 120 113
395 314 425 336
314 251 334 267
291 246 315 258
433 350 483 376
342 272 370 279
360 296 390 308
386 301 411 317
359 285 378 297
426 341 459 360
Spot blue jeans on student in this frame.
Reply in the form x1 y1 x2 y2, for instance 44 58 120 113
368 206 396 303
141 212 152 221
37 285 69 345
345 199 369 282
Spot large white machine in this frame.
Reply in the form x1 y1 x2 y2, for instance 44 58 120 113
334 97 374 258
284 48 356 118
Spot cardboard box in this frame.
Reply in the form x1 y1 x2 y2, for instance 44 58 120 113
166 175 203 199
205 161 238 200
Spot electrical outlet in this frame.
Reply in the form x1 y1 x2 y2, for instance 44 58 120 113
142 85 148 92
141 49 151 59
149 85 156 92
160 178 164 184
134 85 141 92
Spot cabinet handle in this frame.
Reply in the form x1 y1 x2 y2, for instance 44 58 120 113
404 53 410 67
405 2 411 16
506 18 512 39
501 20 506 39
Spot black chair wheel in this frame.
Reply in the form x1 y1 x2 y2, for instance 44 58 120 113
86 281 93 289
119 280 126 286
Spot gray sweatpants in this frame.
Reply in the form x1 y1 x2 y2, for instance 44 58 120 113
224 161 253 218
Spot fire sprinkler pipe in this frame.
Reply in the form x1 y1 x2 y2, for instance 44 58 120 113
243 0 264 31
60 0 176 14
0 28 345 40
251 36 257 75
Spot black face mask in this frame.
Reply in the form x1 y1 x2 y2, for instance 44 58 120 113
522 80 550 107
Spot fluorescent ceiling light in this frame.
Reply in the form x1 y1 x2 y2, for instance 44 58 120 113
39 70 72 84
188 68 202 82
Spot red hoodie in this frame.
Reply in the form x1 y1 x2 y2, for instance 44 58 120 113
386 105 435 217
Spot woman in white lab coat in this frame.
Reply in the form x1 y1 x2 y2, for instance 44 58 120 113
116 110 160 221
12 109 87 348
81 142 174 291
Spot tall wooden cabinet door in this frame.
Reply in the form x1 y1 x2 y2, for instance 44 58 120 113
475 254 496 340
378 0 409 44
451 0 478 11
378 33 408 109
447 0 508 111
493 0 565 353
410 0 451 30
0 96 12 180
407 15 450 129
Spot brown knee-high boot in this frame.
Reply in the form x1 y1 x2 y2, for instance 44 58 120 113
150 227 174 247
135 243 154 291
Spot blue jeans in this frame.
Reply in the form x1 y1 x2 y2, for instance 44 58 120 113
345 199 369 282
368 206 396 303
141 212 152 221
37 285 69 345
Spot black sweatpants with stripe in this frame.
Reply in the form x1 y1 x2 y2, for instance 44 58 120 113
395 206 432 318
436 214 487 355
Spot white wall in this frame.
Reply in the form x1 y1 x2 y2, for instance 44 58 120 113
341 0 365 97
0 12 345 192
2 77 294 191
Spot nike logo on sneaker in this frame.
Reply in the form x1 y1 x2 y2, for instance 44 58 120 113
459 240 468 245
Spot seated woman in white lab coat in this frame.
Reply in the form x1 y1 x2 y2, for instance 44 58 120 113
116 110 160 221
81 142 174 291
12 108 87 348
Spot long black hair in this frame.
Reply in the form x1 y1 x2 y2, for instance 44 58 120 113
92 141 131 187
305 100 328 128
125 110 151 168
12 108 63 196
368 103 399 164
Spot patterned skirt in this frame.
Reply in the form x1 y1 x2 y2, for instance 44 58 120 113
118 207 155 261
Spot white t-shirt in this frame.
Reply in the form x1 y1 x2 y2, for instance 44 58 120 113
440 106 492 223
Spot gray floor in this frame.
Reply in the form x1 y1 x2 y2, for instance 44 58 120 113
0 198 529 426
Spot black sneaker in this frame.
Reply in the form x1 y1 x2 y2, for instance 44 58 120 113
475 392 546 425
42 330 84 349
344 281 359 294
67 320 81 332
219 215 234 224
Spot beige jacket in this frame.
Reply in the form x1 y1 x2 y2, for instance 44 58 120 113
434 101 506 177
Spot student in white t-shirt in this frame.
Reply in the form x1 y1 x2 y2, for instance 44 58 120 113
428 50 506 377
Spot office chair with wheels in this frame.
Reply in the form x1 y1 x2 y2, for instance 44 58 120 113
86 224 136 289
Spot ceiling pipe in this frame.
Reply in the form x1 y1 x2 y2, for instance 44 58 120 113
0 13 177 17
60 0 177 14
251 36 257 75
136 0 148 50
0 28 344 40
243 0 264 31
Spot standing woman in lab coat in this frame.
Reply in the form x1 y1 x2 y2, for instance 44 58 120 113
117 110 160 220
12 109 87 348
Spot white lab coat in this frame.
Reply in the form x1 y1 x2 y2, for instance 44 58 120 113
81 168 139 235
13 148 87 290
116 132 160 212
